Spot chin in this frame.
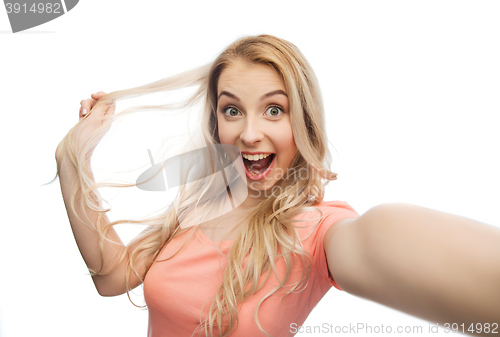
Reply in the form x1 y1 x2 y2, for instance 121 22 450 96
246 179 279 198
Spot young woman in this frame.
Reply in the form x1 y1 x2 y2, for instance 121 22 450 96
55 35 500 337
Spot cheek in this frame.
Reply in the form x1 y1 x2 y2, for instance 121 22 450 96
217 120 233 144
277 124 296 147
274 126 297 159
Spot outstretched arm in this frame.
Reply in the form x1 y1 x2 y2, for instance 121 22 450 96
325 203 500 333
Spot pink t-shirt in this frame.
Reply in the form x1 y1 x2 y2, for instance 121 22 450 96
143 200 358 337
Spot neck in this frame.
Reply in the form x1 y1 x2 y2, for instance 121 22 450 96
239 189 267 210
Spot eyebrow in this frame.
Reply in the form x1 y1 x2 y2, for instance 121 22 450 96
217 89 288 102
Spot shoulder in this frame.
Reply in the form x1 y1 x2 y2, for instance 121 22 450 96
289 200 359 288
294 201 359 240
290 200 358 243
293 200 358 226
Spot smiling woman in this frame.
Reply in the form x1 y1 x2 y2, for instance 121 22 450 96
55 34 500 337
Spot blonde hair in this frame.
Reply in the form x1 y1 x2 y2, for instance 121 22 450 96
55 34 338 337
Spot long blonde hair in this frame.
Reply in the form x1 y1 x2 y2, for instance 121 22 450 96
56 34 338 337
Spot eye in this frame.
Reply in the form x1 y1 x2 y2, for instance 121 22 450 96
265 106 284 117
223 107 241 117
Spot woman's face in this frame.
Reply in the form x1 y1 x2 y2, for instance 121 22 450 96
217 60 298 198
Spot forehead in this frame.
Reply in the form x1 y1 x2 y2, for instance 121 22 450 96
217 60 286 93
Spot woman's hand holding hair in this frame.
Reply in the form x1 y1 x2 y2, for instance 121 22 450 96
55 91 114 164
79 91 107 118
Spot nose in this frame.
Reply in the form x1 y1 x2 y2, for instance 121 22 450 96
239 117 264 146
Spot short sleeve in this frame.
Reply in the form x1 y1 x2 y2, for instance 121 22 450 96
307 201 359 291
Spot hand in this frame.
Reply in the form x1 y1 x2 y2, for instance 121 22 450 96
55 91 115 163
79 91 107 119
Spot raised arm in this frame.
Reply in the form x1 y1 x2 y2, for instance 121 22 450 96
56 93 147 296
324 203 500 331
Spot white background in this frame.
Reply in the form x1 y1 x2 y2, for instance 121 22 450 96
1 1 499 336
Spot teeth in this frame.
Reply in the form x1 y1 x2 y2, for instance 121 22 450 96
242 153 272 161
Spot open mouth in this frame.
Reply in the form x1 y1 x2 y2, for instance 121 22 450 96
243 153 275 177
